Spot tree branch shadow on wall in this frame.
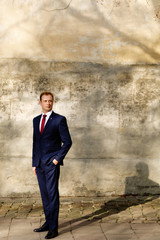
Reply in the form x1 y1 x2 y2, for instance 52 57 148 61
58 161 160 235
37 0 160 61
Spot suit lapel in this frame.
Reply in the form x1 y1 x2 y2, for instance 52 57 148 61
35 115 41 137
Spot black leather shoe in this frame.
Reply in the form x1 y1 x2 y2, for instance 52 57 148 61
45 230 58 239
33 222 49 232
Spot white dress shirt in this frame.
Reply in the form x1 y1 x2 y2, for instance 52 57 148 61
39 110 52 132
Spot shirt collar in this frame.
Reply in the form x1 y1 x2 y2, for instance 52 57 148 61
42 110 52 117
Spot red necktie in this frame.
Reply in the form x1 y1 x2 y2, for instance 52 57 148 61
41 114 47 134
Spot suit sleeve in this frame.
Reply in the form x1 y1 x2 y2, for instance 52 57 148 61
55 117 72 163
32 120 36 167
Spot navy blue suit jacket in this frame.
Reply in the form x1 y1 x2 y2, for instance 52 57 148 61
32 111 72 167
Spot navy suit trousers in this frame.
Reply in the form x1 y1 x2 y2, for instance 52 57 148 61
36 161 60 231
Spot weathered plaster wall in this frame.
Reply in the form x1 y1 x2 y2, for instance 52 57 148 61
0 0 160 63
1 1 160 196
1 60 160 196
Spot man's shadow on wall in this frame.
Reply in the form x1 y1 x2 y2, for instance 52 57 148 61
58 162 160 234
125 162 160 195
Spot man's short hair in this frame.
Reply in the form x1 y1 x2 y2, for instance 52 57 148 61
40 92 54 101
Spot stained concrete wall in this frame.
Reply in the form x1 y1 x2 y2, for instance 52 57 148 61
1 60 160 197
1 0 160 197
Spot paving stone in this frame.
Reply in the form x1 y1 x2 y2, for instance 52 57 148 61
56 232 74 240
15 204 32 218
59 218 71 229
142 206 155 217
131 218 146 224
27 205 43 217
101 223 134 234
72 222 106 240
152 204 160 210
5 210 17 218
4 203 20 218
145 213 157 221
8 234 40 240
73 236 106 240
10 203 20 210
67 208 82 219
101 214 119 223
8 219 40 240
130 209 143 220
71 218 94 231
107 234 137 240
0 217 11 238
9 219 33 235
131 223 160 232
117 210 133 223
81 208 94 219
0 203 12 216
93 203 104 211
28 217 41 229
102 219 117 223
136 233 160 240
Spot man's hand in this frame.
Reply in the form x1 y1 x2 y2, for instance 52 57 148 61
32 167 36 175
53 159 58 165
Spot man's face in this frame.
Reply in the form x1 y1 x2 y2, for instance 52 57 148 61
39 94 53 113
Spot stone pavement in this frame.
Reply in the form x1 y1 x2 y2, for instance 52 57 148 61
1 195 160 240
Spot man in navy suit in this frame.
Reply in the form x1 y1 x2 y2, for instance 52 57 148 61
32 92 72 239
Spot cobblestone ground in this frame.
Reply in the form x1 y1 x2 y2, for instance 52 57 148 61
1 195 160 240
